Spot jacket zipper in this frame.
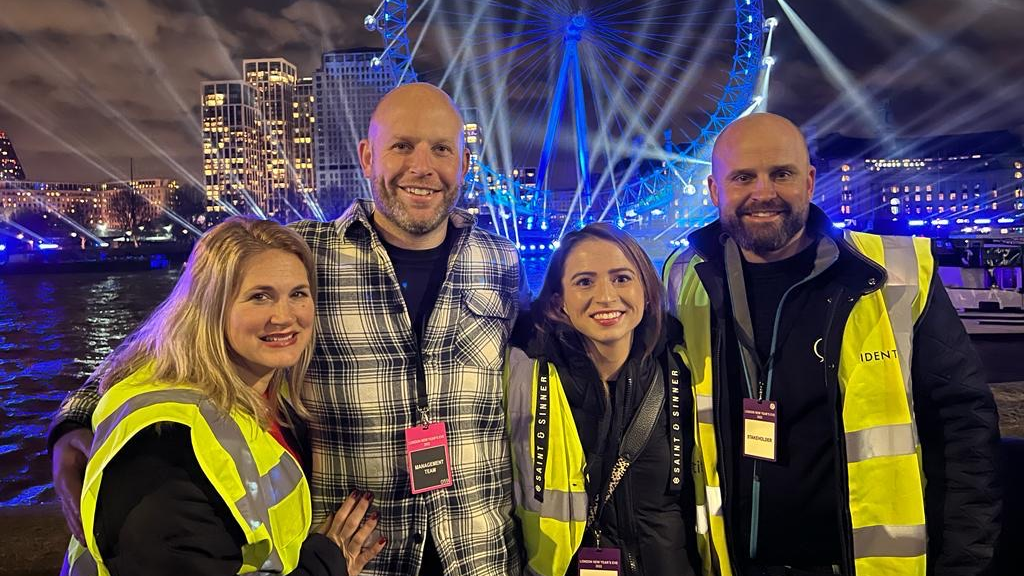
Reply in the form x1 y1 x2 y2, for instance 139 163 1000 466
623 375 641 576
711 328 741 574
822 286 856 575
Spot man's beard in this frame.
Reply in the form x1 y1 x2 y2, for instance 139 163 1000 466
371 175 458 235
721 198 808 256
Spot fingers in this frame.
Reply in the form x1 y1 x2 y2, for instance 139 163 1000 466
351 535 387 575
325 489 388 575
347 507 379 552
337 490 374 544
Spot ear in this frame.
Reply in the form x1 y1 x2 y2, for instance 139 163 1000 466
707 173 721 208
552 293 566 315
461 148 471 181
358 139 373 179
805 164 817 202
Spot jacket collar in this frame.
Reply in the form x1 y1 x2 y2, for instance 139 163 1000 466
686 203 885 295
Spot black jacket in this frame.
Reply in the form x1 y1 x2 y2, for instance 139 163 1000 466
512 312 700 576
671 205 1001 575
93 417 347 576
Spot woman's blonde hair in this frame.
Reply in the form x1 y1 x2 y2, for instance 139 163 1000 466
91 216 317 426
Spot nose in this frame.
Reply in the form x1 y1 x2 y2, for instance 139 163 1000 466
595 278 617 304
269 300 296 325
408 144 435 177
750 174 777 200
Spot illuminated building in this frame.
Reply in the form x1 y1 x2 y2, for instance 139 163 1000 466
201 81 265 215
815 131 1024 236
99 178 179 230
0 179 178 233
244 58 297 217
313 48 391 215
0 181 105 227
293 77 316 202
0 130 26 181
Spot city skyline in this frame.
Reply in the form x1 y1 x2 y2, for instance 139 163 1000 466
0 0 1021 184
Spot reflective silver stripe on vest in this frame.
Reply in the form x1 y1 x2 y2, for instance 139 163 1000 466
92 389 304 573
706 484 723 516
852 524 927 558
845 423 917 463
696 393 714 424
505 348 588 522
65 551 97 576
879 235 919 401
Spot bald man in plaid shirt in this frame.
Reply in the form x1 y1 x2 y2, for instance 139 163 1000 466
50 83 528 575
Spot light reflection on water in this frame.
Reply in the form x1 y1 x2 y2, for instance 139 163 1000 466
0 270 180 507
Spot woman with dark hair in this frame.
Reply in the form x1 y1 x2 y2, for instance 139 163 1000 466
504 222 699 576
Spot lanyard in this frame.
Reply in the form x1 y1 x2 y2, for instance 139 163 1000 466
413 315 430 426
722 236 838 558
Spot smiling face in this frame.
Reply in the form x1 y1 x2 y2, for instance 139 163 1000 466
708 113 815 262
359 83 470 246
225 248 314 392
559 237 645 356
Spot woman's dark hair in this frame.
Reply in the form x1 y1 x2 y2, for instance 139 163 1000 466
535 222 665 358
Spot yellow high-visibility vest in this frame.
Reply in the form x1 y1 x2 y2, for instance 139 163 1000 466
64 367 311 576
665 231 934 576
503 347 589 576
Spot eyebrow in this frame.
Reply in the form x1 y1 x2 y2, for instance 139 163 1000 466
390 134 457 145
244 284 310 292
569 267 635 281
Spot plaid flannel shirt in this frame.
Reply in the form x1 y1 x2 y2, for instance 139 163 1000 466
51 199 527 576
291 200 525 576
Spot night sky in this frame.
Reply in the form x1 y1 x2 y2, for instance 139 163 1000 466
0 0 1021 184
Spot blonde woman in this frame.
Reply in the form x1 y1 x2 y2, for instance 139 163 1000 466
63 217 384 576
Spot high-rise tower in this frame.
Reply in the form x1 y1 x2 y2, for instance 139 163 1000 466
293 76 317 211
243 58 297 218
201 81 265 215
0 130 27 181
313 48 392 216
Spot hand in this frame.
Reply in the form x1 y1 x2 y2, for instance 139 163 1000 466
317 490 386 575
52 427 93 545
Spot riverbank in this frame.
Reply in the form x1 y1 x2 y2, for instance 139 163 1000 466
0 504 67 576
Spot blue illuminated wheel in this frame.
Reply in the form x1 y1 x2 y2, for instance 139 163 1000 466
372 0 763 243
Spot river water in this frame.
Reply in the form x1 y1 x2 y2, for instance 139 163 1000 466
0 270 180 507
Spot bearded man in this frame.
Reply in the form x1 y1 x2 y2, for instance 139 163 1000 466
664 113 1000 576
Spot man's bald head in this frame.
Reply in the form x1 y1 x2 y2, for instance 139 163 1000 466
368 83 465 143
711 113 810 178
706 112 817 263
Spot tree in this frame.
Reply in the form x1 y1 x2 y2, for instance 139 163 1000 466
107 186 144 245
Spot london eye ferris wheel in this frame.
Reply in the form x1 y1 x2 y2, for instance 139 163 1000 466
365 0 773 249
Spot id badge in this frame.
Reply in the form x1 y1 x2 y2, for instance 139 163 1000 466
405 421 453 493
742 398 778 462
578 547 621 575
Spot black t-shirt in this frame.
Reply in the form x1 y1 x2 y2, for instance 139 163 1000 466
730 239 843 566
376 223 455 340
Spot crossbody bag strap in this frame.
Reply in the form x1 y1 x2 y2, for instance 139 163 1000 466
587 367 666 526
